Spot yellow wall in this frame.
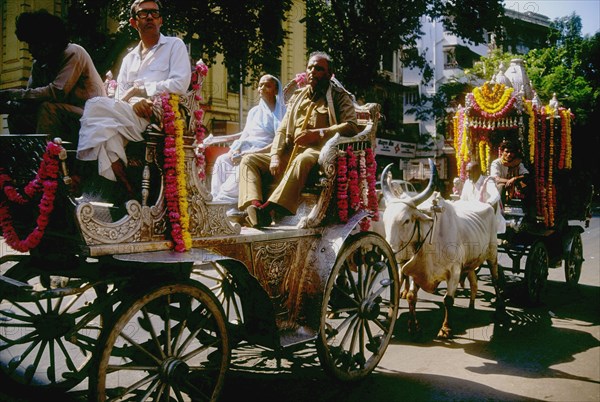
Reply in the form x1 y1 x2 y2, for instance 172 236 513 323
0 0 307 135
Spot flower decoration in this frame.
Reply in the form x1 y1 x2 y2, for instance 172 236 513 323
294 72 307 87
453 82 574 229
161 93 192 252
191 61 209 181
0 141 62 252
336 153 349 222
336 146 378 230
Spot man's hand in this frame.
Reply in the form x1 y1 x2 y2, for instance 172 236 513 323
270 154 281 176
230 150 242 165
132 98 154 120
294 128 321 146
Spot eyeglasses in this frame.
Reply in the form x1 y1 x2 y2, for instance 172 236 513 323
136 9 161 19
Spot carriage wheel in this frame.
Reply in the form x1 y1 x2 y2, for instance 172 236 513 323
316 232 399 381
564 232 583 286
525 241 549 305
191 263 244 326
0 265 102 390
91 281 230 402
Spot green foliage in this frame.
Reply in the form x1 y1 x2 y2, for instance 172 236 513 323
65 0 292 85
306 0 505 97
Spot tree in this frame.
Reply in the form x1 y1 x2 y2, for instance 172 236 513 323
305 0 506 96
64 0 293 86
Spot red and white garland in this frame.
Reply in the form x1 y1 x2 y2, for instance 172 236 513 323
337 146 378 230
0 142 63 252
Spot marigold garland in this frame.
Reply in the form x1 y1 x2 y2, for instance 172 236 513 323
0 142 62 252
471 83 515 118
162 93 192 252
525 101 536 164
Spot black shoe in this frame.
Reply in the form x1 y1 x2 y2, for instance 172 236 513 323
246 205 271 228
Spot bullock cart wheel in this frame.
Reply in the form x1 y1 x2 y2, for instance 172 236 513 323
0 264 102 390
564 232 583 286
192 263 244 326
90 281 230 402
317 232 399 381
524 241 549 305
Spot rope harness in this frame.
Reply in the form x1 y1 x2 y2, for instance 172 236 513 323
393 201 438 259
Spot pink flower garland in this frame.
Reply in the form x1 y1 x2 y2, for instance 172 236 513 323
346 147 360 212
360 148 379 231
191 61 209 180
337 154 349 222
0 142 62 252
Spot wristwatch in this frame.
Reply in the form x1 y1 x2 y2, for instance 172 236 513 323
319 129 325 139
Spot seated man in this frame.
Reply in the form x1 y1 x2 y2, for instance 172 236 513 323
76 0 191 198
238 51 359 227
460 161 506 233
490 140 529 205
211 74 286 203
0 10 105 143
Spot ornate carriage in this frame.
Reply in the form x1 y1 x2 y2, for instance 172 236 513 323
452 58 591 304
0 62 399 400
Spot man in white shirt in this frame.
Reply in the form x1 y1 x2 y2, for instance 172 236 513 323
77 0 191 197
460 161 506 233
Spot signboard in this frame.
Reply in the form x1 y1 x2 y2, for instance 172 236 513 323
375 138 416 158
403 158 447 180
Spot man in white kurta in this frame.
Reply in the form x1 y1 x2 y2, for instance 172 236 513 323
460 161 506 234
76 0 191 194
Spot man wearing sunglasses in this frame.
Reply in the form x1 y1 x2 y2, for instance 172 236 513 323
77 0 191 198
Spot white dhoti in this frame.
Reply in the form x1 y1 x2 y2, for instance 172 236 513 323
210 153 240 203
77 97 149 181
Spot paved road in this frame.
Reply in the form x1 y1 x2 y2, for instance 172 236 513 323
1 214 599 401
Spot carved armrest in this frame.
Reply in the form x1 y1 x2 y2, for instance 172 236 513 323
318 122 375 179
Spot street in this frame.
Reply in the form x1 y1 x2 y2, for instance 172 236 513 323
1 214 598 402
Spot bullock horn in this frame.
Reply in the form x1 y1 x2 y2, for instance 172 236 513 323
409 158 438 206
381 163 398 203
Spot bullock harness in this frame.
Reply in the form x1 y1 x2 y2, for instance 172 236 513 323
394 201 438 257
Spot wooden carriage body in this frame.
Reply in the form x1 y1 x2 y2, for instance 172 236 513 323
0 61 391 362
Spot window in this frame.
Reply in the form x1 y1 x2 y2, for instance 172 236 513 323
443 48 457 69
404 87 419 106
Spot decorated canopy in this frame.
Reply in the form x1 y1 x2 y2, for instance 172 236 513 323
452 59 574 228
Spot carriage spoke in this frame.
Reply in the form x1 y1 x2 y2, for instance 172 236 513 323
180 338 220 362
118 332 162 365
56 336 79 372
141 306 166 360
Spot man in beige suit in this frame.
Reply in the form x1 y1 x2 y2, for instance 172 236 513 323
238 51 358 227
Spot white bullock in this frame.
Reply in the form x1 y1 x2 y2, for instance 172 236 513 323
381 160 505 339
